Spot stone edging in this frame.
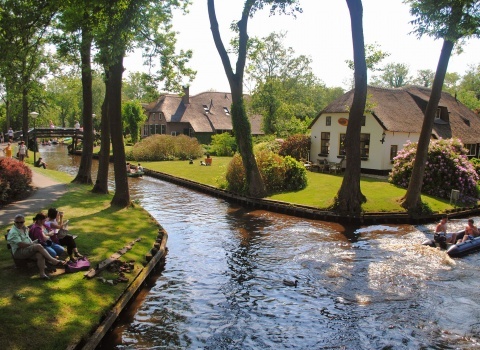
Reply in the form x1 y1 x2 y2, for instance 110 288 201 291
144 168 480 225
70 224 169 350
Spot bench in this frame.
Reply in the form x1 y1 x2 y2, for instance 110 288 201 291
5 231 77 268
205 158 212 166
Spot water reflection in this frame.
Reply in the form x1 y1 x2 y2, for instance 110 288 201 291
38 145 480 349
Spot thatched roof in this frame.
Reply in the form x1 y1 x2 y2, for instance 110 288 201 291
312 86 480 143
145 91 264 135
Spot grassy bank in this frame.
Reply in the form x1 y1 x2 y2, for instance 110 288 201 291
144 157 453 213
0 170 160 350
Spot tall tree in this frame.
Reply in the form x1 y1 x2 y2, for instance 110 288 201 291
207 0 301 198
402 0 480 213
371 62 411 88
333 0 368 215
93 0 194 206
0 0 60 144
414 68 435 87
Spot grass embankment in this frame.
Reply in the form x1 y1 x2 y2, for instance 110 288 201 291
144 156 454 213
0 169 160 350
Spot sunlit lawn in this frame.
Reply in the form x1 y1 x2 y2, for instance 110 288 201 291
142 157 454 213
0 168 160 350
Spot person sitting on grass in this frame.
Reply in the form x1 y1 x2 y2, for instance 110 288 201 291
45 208 83 261
7 214 66 280
29 213 65 258
34 157 47 169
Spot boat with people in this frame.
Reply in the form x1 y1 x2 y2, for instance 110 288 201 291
127 171 144 178
422 229 480 257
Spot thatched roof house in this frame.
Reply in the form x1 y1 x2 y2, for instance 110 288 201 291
309 86 480 174
142 87 263 144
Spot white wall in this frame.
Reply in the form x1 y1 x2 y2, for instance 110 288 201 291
310 113 419 171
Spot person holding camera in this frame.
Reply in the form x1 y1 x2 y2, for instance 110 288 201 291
29 213 65 258
45 208 83 261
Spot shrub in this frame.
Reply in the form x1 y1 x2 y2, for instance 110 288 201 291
389 138 479 204
225 150 307 195
130 134 203 161
470 157 480 177
209 133 237 156
0 158 32 205
278 134 311 161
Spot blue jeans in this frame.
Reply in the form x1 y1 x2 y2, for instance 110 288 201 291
45 242 65 258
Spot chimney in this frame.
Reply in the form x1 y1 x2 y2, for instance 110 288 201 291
182 86 190 104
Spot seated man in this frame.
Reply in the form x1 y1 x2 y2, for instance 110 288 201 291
7 214 65 280
435 215 457 244
462 219 479 242
34 157 47 169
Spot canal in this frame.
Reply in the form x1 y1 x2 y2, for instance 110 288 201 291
39 145 480 349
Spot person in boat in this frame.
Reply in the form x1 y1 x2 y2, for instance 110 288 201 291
137 163 143 172
461 219 480 242
34 157 47 169
435 215 458 244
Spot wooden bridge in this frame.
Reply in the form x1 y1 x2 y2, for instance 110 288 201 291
28 127 84 140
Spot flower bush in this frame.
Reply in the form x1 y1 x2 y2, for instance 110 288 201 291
278 134 311 161
389 138 479 203
0 158 32 205
225 150 307 195
129 134 203 161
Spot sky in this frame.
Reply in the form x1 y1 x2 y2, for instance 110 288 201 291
124 0 480 95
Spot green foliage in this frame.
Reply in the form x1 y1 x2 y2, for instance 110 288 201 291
371 62 411 88
130 134 203 161
278 134 311 161
122 100 146 144
345 42 390 72
123 72 160 102
389 138 479 203
0 158 32 205
225 150 307 195
209 133 237 156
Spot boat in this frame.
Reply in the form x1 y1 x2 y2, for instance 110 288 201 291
127 171 144 178
422 230 465 250
447 236 480 257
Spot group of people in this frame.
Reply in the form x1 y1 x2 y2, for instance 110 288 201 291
6 208 84 280
126 162 143 173
435 216 480 244
2 140 27 161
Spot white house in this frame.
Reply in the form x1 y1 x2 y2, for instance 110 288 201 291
309 86 480 174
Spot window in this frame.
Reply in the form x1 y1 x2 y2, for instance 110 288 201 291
361 115 366 126
223 107 230 115
171 131 177 136
203 105 209 113
339 134 346 155
435 108 441 120
360 133 370 157
339 133 370 158
464 144 477 156
320 132 330 154
144 125 149 136
152 113 156 121
326 116 331 126
390 145 398 161
160 125 166 134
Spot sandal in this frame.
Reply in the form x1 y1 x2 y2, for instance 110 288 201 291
40 275 50 280
74 252 84 258
53 260 67 266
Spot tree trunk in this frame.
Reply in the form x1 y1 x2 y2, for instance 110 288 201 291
334 0 367 215
22 85 29 158
92 68 110 194
73 25 93 185
208 0 266 198
109 54 130 207
401 39 454 213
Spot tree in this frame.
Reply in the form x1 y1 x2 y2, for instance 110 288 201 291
402 0 480 213
332 0 368 215
414 69 435 87
0 0 60 145
460 63 480 100
123 72 160 102
93 0 194 206
122 100 146 144
207 0 301 198
371 62 411 88
246 32 343 137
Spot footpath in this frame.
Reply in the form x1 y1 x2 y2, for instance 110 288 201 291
0 169 67 226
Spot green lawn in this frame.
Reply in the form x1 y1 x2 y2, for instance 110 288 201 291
143 157 454 213
0 169 161 350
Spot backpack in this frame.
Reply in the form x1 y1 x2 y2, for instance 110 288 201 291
65 257 90 273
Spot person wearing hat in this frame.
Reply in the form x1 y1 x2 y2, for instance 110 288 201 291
18 141 27 162
7 214 66 280
35 157 47 169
